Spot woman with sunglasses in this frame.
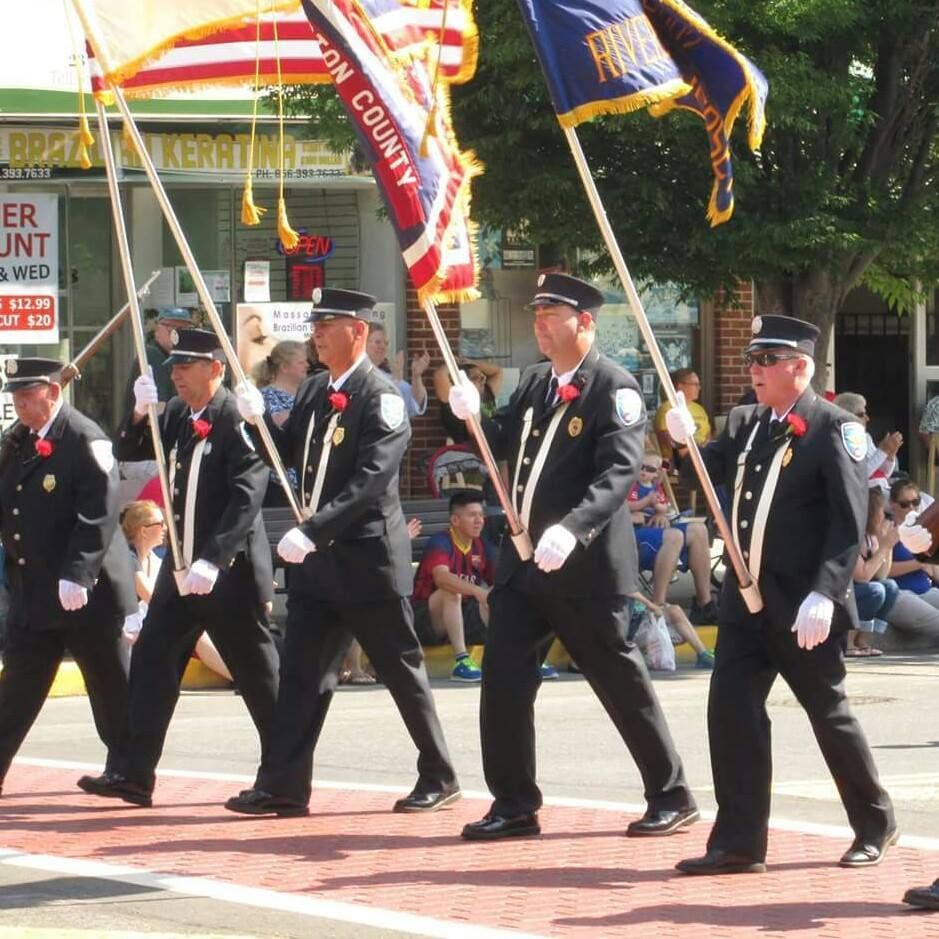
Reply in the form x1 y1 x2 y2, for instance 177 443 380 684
887 480 939 607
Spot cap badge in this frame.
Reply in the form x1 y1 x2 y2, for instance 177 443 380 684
6 360 17 376
751 316 763 335
170 329 180 347
312 287 322 304
537 274 546 287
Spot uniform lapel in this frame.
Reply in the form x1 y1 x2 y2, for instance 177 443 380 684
15 404 69 485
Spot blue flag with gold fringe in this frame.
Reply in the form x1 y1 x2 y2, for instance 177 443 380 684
515 0 768 225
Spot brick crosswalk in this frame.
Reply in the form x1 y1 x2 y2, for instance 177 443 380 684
2 762 939 937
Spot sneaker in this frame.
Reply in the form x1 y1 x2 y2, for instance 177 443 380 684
540 662 560 680
689 600 719 626
451 658 482 682
695 650 715 670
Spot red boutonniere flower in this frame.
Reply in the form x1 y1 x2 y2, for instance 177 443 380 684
786 413 808 437
35 438 53 458
191 418 212 439
558 382 581 403
328 391 349 413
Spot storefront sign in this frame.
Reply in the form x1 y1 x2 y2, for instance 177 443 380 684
0 354 16 431
276 233 336 262
236 302 312 378
243 261 271 303
0 127 354 180
0 193 59 344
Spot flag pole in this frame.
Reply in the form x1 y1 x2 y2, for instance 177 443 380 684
94 98 187 576
422 298 533 560
106 87 304 523
562 125 762 613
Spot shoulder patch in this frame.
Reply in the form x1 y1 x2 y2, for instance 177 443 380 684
89 438 115 474
614 388 643 427
840 421 866 462
239 421 256 451
380 393 405 430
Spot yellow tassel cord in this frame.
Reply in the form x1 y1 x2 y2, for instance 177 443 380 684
241 1 267 227
273 11 299 250
64 0 95 170
418 0 451 159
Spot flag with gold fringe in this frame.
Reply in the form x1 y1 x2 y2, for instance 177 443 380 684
301 0 481 304
515 0 768 225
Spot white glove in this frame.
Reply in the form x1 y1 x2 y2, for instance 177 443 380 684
898 510 932 554
533 524 577 573
791 590 834 650
58 579 88 612
664 390 696 445
447 371 480 420
133 372 159 416
182 558 219 596
234 380 265 425
277 526 317 564
122 611 144 643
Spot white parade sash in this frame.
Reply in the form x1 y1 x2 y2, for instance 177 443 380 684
519 404 570 529
307 412 341 516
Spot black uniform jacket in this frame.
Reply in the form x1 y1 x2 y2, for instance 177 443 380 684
697 389 866 631
482 345 645 597
0 403 136 632
116 385 273 604
261 359 413 603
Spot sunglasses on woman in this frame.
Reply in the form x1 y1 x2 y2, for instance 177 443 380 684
895 497 921 510
743 351 802 368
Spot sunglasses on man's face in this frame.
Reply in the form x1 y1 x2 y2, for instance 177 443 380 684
895 497 921 510
744 351 802 368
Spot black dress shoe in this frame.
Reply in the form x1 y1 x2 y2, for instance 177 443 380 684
461 812 541 841
838 828 898 867
393 788 462 813
77 772 152 807
903 879 939 910
626 807 700 837
224 788 309 817
676 849 767 875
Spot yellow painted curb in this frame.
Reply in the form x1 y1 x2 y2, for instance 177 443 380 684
1 657 233 699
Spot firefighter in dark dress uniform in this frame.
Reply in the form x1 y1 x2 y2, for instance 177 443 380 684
225 288 458 817
670 315 897 874
0 357 135 795
449 273 697 841
78 329 280 806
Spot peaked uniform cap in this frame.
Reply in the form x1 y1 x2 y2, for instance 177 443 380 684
163 327 225 365
3 356 65 391
747 314 820 356
156 306 194 323
306 287 377 323
527 272 604 316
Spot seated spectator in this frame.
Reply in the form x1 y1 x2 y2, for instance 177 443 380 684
412 492 493 681
121 500 234 681
367 322 431 419
881 478 939 642
251 340 307 505
631 593 714 669
628 452 718 624
832 392 902 495
434 359 502 444
848 489 899 656
654 368 711 470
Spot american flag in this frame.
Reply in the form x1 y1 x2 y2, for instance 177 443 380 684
87 1 476 99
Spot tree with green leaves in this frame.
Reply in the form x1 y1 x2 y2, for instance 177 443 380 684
284 0 939 346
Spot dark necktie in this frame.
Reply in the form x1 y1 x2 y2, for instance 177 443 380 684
546 376 559 406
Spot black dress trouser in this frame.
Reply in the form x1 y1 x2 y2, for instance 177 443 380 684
0 616 128 782
707 623 895 860
257 591 456 804
481 583 695 818
120 558 280 790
